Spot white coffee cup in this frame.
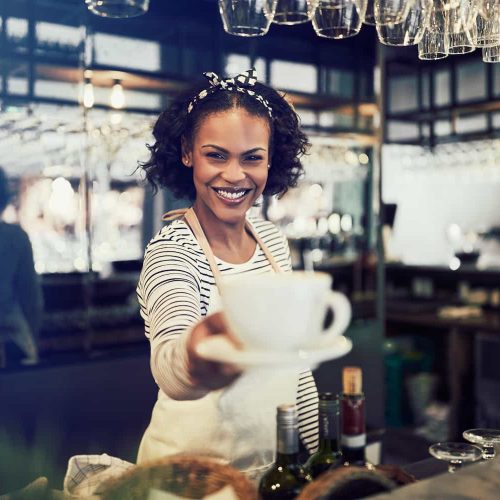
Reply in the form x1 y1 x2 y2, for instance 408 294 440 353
219 271 352 352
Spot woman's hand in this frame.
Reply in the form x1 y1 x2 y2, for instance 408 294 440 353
186 312 242 391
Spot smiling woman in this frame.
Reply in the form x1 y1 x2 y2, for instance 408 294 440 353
135 69 317 476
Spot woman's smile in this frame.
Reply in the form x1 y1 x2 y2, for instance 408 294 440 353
211 186 254 204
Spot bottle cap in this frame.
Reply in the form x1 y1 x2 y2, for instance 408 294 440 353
342 366 363 394
318 392 339 412
277 404 298 427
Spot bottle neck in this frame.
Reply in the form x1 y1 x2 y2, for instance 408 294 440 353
275 451 300 466
340 392 366 438
317 437 338 453
277 423 299 457
318 408 340 453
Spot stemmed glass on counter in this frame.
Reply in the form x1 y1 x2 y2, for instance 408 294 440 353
463 429 500 460
428 442 483 473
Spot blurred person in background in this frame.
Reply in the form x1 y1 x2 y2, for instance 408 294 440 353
0 166 42 366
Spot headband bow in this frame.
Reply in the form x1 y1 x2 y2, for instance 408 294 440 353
187 68 272 117
204 68 258 89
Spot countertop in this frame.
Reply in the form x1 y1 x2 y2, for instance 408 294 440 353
375 455 500 499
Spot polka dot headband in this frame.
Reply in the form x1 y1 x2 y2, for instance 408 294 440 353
187 68 273 118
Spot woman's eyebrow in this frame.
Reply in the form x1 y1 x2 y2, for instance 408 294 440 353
201 145 267 154
201 144 229 153
244 147 267 154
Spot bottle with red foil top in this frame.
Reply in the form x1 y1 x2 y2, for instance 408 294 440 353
340 366 367 466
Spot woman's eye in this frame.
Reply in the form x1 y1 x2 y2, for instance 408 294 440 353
206 152 225 160
244 155 263 162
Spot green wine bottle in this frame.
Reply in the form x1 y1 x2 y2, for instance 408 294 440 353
259 404 311 499
304 392 343 478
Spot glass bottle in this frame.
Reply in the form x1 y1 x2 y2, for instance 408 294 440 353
340 366 367 466
259 404 311 499
305 392 343 478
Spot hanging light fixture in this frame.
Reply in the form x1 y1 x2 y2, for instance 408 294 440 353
83 80 95 109
82 70 94 109
110 79 126 109
85 0 150 19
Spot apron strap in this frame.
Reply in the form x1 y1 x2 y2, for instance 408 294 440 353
245 220 282 274
184 208 225 289
161 207 283 290
162 208 188 222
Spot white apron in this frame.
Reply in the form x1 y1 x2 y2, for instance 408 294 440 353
137 208 301 478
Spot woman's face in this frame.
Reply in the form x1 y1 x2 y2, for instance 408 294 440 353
183 108 270 226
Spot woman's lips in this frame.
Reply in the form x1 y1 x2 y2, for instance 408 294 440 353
211 187 252 205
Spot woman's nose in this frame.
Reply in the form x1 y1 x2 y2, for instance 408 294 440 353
221 159 246 183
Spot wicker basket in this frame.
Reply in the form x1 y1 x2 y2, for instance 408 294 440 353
375 464 416 486
97 455 259 500
296 466 400 500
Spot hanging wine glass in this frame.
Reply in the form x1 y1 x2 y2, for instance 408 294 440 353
364 0 377 24
419 27 450 58
376 0 431 45
449 30 475 52
218 0 278 37
434 1 476 53
483 44 500 61
429 442 483 473
312 0 368 39
466 0 500 47
85 0 149 18
273 0 319 24
463 429 500 458
477 0 499 19
374 0 416 25
446 3 476 53
469 13 500 47
427 1 450 33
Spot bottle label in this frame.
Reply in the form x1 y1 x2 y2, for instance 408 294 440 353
320 412 339 439
341 396 365 436
341 433 366 448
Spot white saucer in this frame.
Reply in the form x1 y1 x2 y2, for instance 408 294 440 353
195 335 352 369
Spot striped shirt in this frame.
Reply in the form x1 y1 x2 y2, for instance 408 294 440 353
137 217 319 453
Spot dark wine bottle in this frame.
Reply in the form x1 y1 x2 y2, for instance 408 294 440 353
259 404 311 499
304 392 343 478
340 366 367 466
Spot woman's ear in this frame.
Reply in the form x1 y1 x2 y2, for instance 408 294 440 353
181 137 192 168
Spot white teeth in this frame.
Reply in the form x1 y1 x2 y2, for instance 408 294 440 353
215 189 247 200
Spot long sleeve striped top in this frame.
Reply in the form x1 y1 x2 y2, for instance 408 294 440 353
137 216 319 453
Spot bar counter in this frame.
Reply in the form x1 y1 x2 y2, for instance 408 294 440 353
376 455 500 499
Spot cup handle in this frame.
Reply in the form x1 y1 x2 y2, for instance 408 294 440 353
319 291 352 343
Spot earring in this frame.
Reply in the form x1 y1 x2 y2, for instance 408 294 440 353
267 164 271 169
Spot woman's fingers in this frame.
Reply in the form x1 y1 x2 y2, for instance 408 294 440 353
203 312 243 349
202 311 227 334
186 312 243 391
189 354 241 391
193 311 243 349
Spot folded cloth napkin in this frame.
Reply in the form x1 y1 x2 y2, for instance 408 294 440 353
63 454 135 498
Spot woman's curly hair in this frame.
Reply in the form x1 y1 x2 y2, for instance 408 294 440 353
139 76 309 200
